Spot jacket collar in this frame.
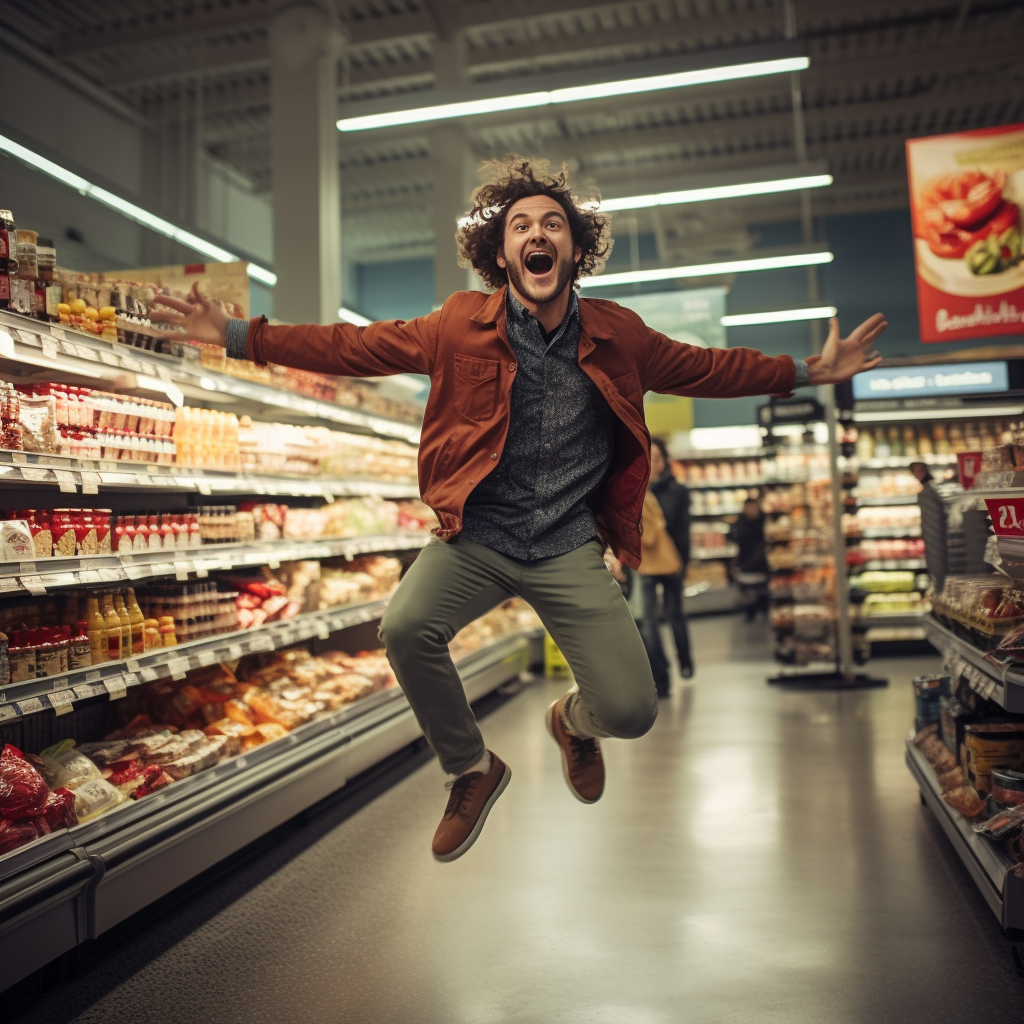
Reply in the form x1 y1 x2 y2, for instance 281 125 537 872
470 284 614 341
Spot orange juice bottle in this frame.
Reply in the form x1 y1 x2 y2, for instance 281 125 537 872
86 595 107 665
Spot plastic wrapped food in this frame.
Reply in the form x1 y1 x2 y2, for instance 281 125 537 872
0 744 49 820
973 803 1024 840
1 520 34 562
943 784 987 818
34 749 102 791
991 769 1024 806
41 788 77 830
72 778 127 822
17 394 57 454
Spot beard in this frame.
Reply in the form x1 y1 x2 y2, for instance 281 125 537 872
504 249 576 305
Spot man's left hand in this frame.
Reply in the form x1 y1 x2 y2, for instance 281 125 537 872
805 313 887 386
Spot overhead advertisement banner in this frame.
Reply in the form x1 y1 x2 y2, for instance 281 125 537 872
614 288 727 349
906 123 1024 342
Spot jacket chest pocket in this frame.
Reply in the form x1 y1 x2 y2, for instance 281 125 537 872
453 354 500 423
610 371 642 405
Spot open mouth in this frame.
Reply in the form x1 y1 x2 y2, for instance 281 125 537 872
524 251 554 275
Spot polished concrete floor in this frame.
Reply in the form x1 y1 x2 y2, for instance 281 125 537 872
11 616 1024 1023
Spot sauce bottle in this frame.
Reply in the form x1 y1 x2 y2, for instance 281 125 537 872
101 592 124 661
124 588 146 655
113 591 133 652
70 621 93 670
86 596 107 665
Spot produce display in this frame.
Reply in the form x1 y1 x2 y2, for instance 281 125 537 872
932 574 1024 652
675 458 764 484
0 598 538 856
852 419 1010 461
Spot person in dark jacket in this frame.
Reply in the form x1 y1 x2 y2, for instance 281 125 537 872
640 438 694 686
730 497 770 621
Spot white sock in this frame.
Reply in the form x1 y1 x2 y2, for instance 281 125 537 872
463 751 491 776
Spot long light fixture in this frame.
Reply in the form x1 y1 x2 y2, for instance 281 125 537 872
579 251 834 289
0 133 277 287
599 173 832 212
721 305 837 327
337 56 809 132
338 306 372 326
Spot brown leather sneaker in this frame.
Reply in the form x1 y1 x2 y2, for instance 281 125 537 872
547 697 605 803
432 751 511 863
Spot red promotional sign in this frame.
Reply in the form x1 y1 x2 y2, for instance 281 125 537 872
906 123 1024 343
957 451 983 490
985 497 1024 538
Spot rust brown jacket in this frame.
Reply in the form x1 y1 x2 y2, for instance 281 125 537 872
239 286 795 569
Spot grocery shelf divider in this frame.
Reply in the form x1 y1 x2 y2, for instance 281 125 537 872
0 596 400 720
0 531 428 597
0 310 421 443
905 736 1024 929
925 615 1024 712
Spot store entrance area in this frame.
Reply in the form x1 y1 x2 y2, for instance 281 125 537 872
9 615 1022 1024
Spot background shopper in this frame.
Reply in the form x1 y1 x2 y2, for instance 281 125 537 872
639 439 693 690
730 497 770 621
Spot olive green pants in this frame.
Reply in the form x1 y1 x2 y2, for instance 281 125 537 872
378 536 659 775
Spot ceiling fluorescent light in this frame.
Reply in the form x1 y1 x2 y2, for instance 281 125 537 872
338 306 372 326
599 174 832 212
0 133 277 288
722 306 837 326
580 251 834 288
337 56 809 132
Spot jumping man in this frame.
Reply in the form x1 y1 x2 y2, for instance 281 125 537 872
152 157 887 862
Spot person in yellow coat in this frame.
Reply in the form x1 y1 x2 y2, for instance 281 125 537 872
639 485 687 696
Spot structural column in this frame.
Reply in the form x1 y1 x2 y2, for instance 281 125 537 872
270 4 343 324
430 34 479 305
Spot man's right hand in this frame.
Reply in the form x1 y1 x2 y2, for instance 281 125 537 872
149 282 231 346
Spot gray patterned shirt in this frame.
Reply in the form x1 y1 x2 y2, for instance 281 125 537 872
460 292 615 561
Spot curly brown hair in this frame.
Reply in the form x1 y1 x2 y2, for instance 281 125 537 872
455 155 612 291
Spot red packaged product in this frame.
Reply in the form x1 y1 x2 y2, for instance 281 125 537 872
0 819 43 854
41 788 77 830
0 744 49 820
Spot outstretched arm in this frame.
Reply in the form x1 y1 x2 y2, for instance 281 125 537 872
804 314 887 386
645 311 888 397
151 283 439 377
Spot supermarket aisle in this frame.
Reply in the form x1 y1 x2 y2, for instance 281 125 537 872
10 617 1024 1024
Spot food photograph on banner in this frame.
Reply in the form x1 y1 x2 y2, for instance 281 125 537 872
907 122 1024 342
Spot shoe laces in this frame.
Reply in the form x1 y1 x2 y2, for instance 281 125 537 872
568 733 600 773
442 773 480 820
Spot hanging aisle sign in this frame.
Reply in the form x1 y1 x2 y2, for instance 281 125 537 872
906 123 1024 342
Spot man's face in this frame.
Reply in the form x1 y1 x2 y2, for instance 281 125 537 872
497 196 581 307
650 445 666 478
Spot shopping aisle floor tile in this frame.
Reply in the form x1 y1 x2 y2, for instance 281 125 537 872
10 615 1024 1023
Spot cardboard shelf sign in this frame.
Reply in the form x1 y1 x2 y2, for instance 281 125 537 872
906 123 1024 343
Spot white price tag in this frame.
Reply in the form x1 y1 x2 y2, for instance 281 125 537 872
0 705 17 722
85 670 101 682
197 649 217 667
235 755 248 771
72 683 96 700
196 565 209 578
252 634 275 652
167 656 189 680
20 466 51 483
81 472 100 494
16 697 44 715
49 326 67 344
125 658 141 674
316 621 331 641
50 690 74 715
11 451 27 465
174 563 190 581
125 564 147 580
19 576 46 596
42 336 58 360
267 556 280 570
122 671 139 690
197 481 212 496
322 491 335 504
104 675 127 699
19 561 35 575
140 667 158 682
227 644 243 661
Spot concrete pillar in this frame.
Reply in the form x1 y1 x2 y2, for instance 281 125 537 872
270 4 343 324
430 34 478 305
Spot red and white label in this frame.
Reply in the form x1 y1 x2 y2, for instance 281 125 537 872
986 497 1024 537
958 451 983 489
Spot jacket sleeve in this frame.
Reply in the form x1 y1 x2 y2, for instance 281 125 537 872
242 308 441 377
643 328 795 398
